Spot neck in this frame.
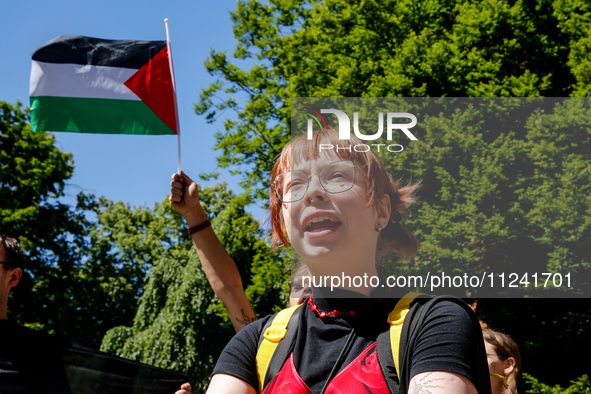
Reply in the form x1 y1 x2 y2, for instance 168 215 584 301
0 298 8 320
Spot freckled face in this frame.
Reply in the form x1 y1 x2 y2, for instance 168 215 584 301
280 152 380 269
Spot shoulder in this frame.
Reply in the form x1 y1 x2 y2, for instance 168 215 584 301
409 297 490 393
0 320 62 353
406 297 481 364
211 313 274 391
0 320 71 392
417 296 478 333
219 314 273 358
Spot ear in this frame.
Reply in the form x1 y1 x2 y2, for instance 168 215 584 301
503 356 516 376
376 194 391 228
8 267 22 289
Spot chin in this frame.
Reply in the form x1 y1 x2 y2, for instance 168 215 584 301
297 242 349 268
297 244 332 260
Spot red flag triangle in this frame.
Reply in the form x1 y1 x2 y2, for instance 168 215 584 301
124 47 178 134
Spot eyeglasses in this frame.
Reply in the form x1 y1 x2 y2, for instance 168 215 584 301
290 281 312 297
487 354 505 359
273 160 359 203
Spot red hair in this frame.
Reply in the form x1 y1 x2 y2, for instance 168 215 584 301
268 129 420 260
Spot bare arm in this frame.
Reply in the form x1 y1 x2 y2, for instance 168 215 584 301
408 372 478 394
170 172 257 331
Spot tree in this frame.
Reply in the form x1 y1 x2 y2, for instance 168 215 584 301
66 195 196 346
101 183 289 392
522 373 591 393
196 0 588 197
192 0 591 387
0 100 89 337
1 101 192 347
368 98 591 298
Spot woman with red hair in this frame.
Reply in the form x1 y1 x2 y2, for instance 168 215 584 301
171 130 491 394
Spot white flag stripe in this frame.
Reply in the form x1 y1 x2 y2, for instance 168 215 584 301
29 61 141 101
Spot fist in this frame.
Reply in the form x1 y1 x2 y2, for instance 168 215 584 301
175 382 192 394
169 172 202 219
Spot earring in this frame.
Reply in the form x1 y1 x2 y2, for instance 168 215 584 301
375 223 383 232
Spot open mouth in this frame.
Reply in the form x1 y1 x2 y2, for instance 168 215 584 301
304 215 342 233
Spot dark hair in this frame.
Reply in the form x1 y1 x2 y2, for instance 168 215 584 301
0 232 23 270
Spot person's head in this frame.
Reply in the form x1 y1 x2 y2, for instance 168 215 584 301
269 129 419 277
482 328 521 394
0 232 23 319
289 264 311 307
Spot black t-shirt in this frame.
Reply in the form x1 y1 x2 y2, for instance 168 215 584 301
212 291 490 393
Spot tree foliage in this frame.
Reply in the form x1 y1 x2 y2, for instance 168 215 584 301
67 195 196 346
101 183 288 392
523 373 591 393
0 101 90 338
1 101 203 347
1 101 288 382
193 0 591 388
371 98 591 297
196 0 591 197
3 0 591 390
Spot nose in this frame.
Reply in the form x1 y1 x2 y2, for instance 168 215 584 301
308 195 324 203
304 174 327 204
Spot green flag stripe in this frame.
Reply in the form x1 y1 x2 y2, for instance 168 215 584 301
30 96 175 135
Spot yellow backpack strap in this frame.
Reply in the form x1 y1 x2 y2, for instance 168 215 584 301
387 292 424 379
255 303 303 392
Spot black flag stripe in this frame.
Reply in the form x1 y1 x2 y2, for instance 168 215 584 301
32 35 166 69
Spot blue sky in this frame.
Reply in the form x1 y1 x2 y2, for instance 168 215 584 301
1 0 266 219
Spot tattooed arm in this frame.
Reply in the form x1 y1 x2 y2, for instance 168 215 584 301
406 299 491 394
170 172 257 331
408 372 478 394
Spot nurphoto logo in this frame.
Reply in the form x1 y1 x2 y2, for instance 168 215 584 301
307 108 418 153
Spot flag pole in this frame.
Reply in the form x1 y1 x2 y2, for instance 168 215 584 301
164 18 181 174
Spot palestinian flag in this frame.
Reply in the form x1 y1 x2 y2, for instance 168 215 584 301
30 35 177 135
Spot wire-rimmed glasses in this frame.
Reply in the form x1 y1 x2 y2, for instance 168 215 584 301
273 160 357 203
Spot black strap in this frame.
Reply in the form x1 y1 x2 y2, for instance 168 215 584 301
320 328 356 394
377 329 400 394
398 295 437 393
377 294 434 394
262 305 303 391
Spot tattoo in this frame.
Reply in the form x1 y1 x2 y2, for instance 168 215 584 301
235 309 256 326
409 372 445 394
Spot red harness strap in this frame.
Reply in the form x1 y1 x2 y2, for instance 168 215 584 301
263 342 389 394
